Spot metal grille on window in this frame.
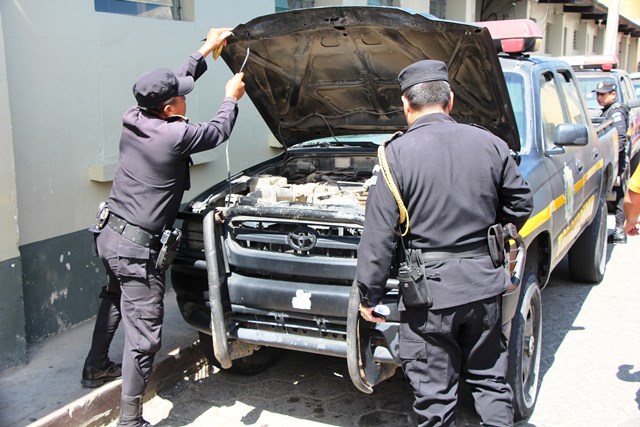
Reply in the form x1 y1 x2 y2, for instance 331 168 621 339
429 0 446 19
94 0 182 20
275 0 315 12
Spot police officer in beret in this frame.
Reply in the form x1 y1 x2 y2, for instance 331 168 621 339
357 60 533 426
82 27 245 427
595 78 630 244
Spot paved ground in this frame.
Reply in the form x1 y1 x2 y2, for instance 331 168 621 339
111 218 640 427
1 215 639 427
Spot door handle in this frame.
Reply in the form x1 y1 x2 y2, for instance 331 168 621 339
576 160 584 174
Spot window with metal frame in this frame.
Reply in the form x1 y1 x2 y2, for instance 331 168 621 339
275 0 315 12
94 0 188 21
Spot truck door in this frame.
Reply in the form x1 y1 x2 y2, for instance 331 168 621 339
537 69 588 262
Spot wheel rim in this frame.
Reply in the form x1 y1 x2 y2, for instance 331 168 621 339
521 287 542 408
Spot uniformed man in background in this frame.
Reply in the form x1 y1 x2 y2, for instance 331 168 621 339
357 60 533 426
595 78 630 244
82 28 245 427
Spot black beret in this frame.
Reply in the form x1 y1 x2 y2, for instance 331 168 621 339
398 60 449 92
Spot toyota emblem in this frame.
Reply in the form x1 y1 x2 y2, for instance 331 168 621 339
287 226 318 251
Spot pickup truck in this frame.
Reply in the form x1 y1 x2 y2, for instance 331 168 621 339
170 9 617 420
561 55 640 175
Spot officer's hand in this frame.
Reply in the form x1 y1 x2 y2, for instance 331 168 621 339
199 27 234 58
358 304 385 323
624 219 639 236
225 72 245 101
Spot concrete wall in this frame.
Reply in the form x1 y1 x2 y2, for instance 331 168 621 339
0 8 27 373
0 0 277 370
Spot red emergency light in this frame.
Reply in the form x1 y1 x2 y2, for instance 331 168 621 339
558 54 618 71
475 19 543 54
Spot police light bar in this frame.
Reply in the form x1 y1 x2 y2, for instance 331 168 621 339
557 55 618 71
474 19 543 54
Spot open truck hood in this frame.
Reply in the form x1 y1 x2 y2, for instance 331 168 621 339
222 6 519 151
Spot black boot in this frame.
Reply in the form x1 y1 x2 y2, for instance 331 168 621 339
81 359 122 388
609 228 628 244
82 287 122 387
117 394 150 427
609 187 628 244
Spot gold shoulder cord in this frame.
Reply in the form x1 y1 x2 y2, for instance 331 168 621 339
377 141 410 236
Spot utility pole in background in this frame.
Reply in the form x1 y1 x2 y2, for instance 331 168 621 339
603 0 620 57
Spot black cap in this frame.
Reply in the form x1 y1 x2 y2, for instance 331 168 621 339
593 78 617 94
398 60 449 92
132 68 195 108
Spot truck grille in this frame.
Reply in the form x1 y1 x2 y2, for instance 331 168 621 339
183 219 204 251
229 217 362 258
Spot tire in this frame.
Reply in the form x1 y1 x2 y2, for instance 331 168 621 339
567 199 607 284
507 273 542 421
198 331 282 375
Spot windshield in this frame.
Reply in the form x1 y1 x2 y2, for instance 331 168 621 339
633 80 640 97
504 71 527 151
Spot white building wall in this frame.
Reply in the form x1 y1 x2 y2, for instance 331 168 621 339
1 0 275 246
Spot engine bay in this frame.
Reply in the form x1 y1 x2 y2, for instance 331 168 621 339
190 154 378 213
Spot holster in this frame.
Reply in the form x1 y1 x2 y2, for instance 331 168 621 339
487 224 506 268
155 228 182 272
398 259 433 309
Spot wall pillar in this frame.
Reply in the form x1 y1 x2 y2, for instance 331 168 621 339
0 9 26 373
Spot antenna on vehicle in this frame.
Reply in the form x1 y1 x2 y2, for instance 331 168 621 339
225 39 252 207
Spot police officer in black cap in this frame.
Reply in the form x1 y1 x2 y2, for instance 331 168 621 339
357 60 533 426
595 78 630 244
82 27 245 427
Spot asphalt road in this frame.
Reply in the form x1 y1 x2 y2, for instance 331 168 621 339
118 217 640 427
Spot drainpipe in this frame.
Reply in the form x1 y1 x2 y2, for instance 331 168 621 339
603 0 620 58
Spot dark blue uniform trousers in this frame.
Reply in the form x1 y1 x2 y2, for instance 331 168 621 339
399 296 513 427
94 225 165 397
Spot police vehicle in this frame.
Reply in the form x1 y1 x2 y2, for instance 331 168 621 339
170 8 617 420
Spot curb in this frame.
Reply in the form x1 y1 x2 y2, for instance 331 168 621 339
28 341 204 427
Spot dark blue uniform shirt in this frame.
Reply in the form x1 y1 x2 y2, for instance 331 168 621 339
108 52 238 233
357 113 533 309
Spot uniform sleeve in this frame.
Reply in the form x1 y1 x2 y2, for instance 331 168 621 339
497 142 533 230
356 148 401 306
175 52 208 82
176 98 239 156
611 105 629 148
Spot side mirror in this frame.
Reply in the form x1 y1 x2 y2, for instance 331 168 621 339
554 123 589 146
627 98 640 109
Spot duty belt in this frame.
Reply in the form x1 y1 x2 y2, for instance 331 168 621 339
418 241 490 261
107 214 161 249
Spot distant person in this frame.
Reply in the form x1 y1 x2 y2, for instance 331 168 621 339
595 78 630 244
83 27 245 427
623 167 640 236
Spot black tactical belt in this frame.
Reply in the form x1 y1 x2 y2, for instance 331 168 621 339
419 240 490 261
107 214 161 249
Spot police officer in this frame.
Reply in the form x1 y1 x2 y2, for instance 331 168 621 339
357 60 533 426
595 78 630 244
82 28 245 427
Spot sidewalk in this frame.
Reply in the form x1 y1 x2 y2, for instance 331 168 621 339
0 289 203 427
